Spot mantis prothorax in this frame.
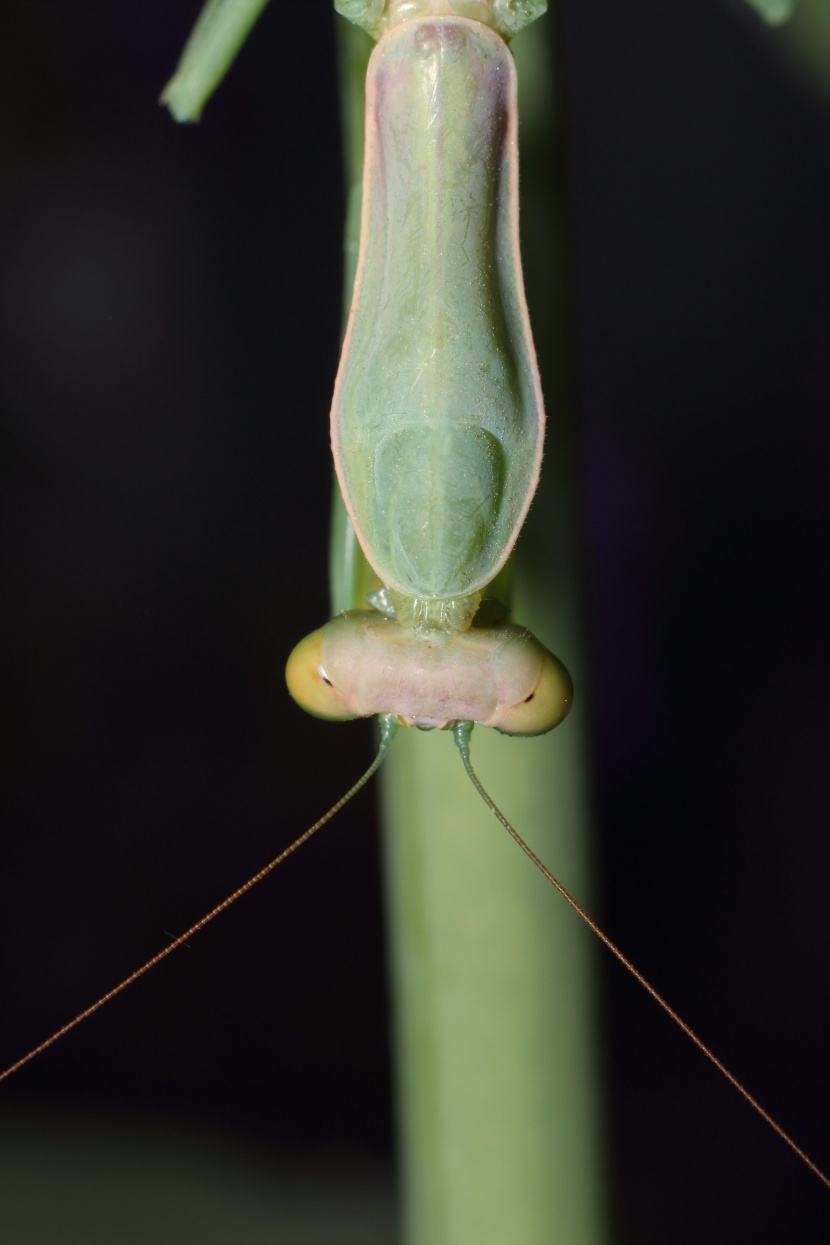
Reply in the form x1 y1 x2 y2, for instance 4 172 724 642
1 0 827 1197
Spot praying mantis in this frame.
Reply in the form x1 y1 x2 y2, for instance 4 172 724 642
0 0 827 1240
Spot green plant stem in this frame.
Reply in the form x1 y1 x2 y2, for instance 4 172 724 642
335 16 610 1245
161 0 271 122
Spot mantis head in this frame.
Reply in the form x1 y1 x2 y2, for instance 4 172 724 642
285 608 573 736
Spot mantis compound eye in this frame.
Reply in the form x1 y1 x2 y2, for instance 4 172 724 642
491 647 573 737
285 629 359 722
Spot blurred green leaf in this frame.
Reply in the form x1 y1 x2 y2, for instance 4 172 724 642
161 0 271 122
742 0 795 27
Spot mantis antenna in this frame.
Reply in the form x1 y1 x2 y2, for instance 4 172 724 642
452 720 830 1190
0 715 398 1086
4 710 826 1192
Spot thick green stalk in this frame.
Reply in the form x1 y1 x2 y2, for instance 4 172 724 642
337 18 610 1245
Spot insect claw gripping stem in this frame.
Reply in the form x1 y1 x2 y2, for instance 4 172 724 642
452 721 830 1189
0 719 398 1085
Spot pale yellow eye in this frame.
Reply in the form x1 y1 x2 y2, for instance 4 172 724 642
495 650 573 737
285 629 358 722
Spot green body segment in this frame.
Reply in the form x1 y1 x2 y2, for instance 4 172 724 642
331 18 545 617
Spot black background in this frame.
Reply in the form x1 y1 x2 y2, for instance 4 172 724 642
0 1 827 1241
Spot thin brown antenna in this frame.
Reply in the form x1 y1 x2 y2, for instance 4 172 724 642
453 720 829 1190
0 716 398 1084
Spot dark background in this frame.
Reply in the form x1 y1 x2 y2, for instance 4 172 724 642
0 1 827 1241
